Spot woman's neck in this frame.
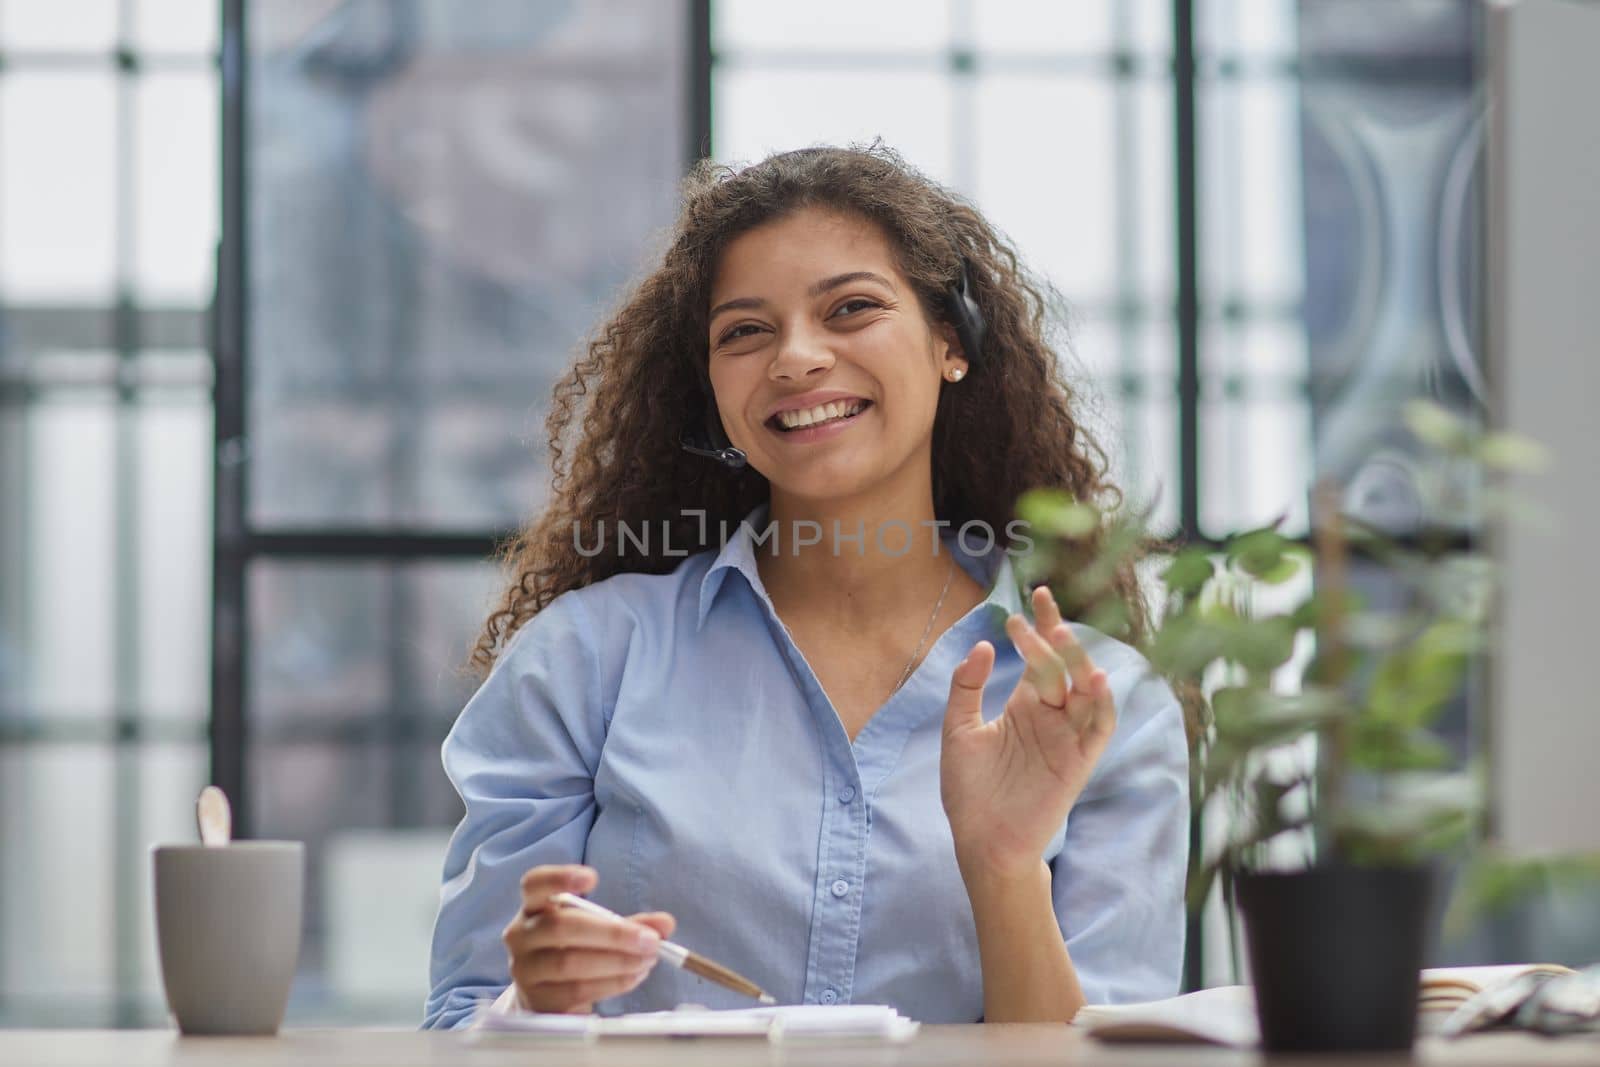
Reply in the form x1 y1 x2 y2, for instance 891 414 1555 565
756 486 968 633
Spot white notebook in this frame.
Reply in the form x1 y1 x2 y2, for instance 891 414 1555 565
471 1002 920 1043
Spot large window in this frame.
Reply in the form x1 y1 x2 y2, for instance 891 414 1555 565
0 0 218 1027
714 0 1312 543
217 0 694 1024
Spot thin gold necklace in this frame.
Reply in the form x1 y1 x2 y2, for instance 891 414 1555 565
891 555 956 694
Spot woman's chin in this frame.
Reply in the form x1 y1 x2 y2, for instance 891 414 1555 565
765 466 880 504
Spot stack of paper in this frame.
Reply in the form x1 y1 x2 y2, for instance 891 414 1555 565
472 1002 919 1043
1073 985 1259 1047
1073 964 1579 1048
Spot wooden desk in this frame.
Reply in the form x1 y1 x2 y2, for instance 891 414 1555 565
3 1026 1600 1066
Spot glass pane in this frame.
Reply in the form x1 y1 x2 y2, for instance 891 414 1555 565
0 745 116 1009
135 70 220 304
133 0 218 54
1122 0 1173 58
1201 313 1308 379
0 0 116 51
713 67 954 182
251 739 391 1020
249 740 463 1023
974 74 1116 305
0 73 118 303
1077 320 1180 534
321 826 453 1015
136 386 213 722
1199 76 1306 310
1124 381 1180 537
1066 310 1171 384
246 557 506 1021
1089 321 1179 538
970 0 1113 54
1197 0 1299 59
248 0 687 529
0 404 23 706
715 0 949 53
1199 378 1312 537
13 387 118 720
249 560 500 733
1296 0 1481 533
251 562 393 729
1131 77 1176 309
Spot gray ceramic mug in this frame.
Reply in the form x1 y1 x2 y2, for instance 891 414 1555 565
152 842 304 1035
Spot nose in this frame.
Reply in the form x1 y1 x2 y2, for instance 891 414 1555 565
768 323 834 383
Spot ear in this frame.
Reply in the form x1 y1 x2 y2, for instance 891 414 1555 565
934 319 969 377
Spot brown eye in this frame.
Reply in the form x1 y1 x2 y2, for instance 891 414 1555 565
833 298 880 317
719 323 763 343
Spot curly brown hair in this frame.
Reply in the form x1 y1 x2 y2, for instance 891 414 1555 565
467 142 1150 677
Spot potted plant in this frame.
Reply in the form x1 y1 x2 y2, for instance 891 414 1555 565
1015 400 1546 1052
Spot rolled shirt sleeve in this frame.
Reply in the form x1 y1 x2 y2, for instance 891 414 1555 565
1050 641 1191 1006
423 591 607 1030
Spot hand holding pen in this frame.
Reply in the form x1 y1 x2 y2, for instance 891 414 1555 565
504 864 774 1013
503 865 677 1014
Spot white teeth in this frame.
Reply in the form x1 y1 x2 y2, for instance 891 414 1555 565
776 399 865 430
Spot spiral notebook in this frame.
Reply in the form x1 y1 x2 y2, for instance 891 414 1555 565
470 1002 920 1043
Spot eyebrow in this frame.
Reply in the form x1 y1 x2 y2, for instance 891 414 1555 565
708 271 896 323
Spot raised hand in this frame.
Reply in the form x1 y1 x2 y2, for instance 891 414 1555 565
939 585 1117 881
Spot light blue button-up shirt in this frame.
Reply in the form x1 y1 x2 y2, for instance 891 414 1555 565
424 503 1190 1030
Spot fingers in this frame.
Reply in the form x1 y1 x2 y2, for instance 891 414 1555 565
513 965 656 1014
509 906 662 957
1045 623 1116 737
505 865 673 1014
944 640 994 738
629 911 677 940
519 864 596 917
513 944 657 985
1006 613 1069 707
1031 584 1065 633
1044 619 1099 694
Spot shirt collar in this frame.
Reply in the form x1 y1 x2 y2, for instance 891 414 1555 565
696 501 1028 632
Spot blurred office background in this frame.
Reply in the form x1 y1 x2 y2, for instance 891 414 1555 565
1 0 1595 1029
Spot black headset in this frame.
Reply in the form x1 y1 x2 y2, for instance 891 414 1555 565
680 257 988 470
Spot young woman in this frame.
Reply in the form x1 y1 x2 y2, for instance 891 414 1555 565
423 145 1189 1030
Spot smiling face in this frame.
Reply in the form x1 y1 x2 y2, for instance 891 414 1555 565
705 207 968 509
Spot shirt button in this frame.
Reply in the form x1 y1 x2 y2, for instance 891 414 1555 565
830 879 849 898
837 786 855 804
821 989 839 1005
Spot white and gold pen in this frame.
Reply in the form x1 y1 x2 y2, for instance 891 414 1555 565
551 892 776 1005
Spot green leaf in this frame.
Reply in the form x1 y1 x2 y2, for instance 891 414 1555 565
1162 549 1215 597
1083 597 1133 639
1208 687 1347 751
1404 399 1475 453
1348 721 1456 772
1477 431 1550 472
1226 616 1298 674
1253 545 1311 585
1016 488 1100 538
1148 616 1229 678
1227 527 1291 581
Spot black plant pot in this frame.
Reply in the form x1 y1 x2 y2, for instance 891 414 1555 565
1236 864 1433 1053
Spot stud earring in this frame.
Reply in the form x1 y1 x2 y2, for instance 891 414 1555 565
946 367 965 382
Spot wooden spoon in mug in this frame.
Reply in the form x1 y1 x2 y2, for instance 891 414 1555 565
196 785 232 847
